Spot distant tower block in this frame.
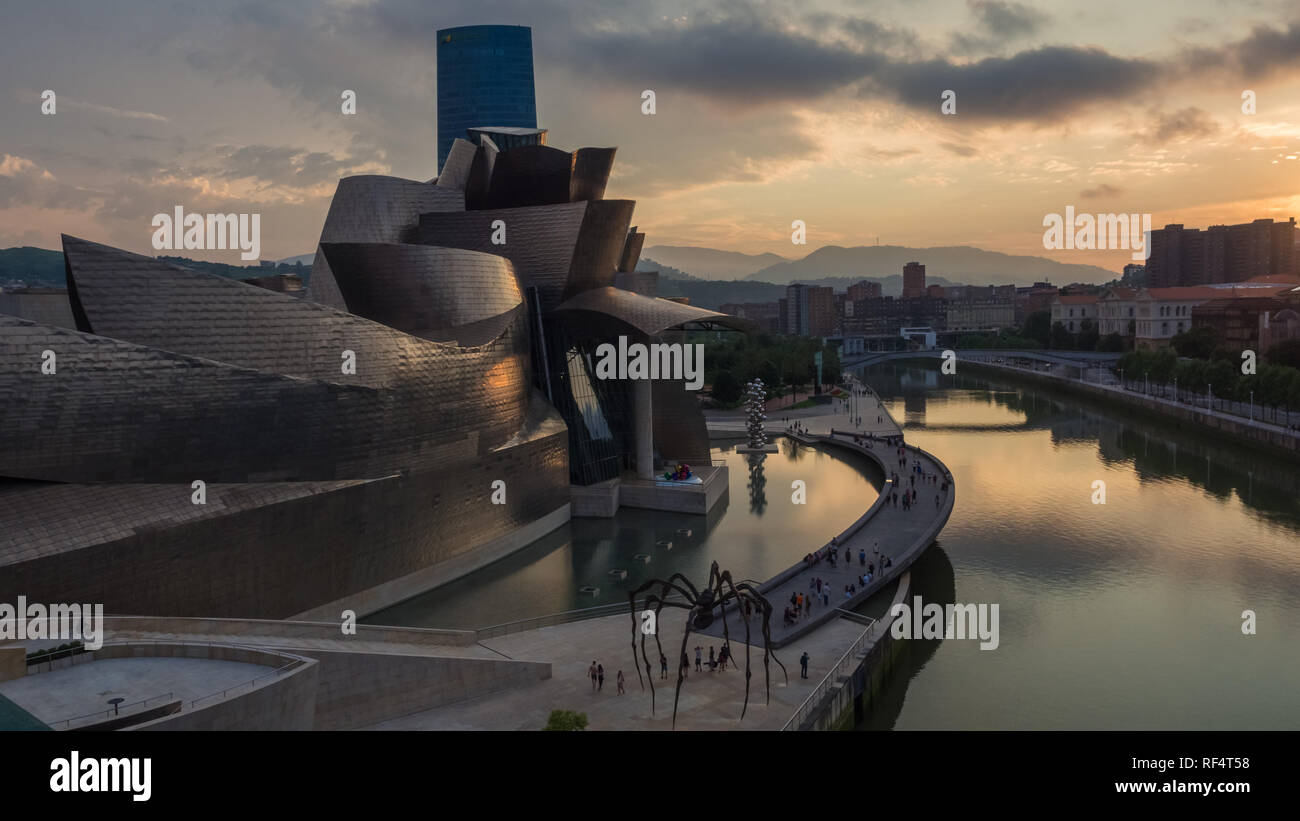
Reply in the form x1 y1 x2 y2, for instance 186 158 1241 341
437 25 537 170
903 261 926 299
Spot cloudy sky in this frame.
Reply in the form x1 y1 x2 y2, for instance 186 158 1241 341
2 0 1298 273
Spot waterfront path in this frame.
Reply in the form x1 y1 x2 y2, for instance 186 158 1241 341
360 375 953 730
707 373 901 439
694 428 953 648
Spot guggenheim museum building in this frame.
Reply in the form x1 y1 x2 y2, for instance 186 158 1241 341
0 26 746 620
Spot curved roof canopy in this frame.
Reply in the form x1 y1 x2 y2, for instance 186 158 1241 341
552 286 754 336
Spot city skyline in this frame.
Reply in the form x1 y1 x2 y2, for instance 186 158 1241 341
1 0 1297 272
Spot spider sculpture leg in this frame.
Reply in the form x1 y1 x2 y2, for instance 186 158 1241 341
719 575 756 719
671 607 697 729
628 577 698 710
735 580 788 703
638 588 691 713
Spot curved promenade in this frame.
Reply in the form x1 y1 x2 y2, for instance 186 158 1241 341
341 377 956 730
695 426 953 649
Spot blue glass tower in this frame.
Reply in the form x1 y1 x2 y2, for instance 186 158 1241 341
436 25 537 171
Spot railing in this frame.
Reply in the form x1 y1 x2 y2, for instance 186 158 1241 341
186 658 304 710
475 598 688 641
50 692 175 731
781 616 879 732
24 645 93 673
964 355 1300 434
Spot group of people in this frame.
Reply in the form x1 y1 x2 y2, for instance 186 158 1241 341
588 660 626 695
785 589 815 626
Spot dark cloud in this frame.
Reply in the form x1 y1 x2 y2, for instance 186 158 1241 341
968 1 1049 38
939 142 979 157
1136 108 1220 144
1080 183 1123 199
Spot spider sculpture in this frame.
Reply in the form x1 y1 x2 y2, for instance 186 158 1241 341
629 561 787 728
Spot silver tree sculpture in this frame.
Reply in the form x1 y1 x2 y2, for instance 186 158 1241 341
744 378 769 449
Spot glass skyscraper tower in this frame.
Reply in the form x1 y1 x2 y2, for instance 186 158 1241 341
436 25 537 170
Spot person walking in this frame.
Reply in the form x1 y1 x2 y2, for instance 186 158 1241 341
695 645 703 672
708 646 716 671
589 660 598 691
597 663 605 691
800 651 810 679
859 549 866 567
680 651 690 679
617 669 626 695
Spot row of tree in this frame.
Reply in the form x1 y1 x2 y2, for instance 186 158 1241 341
696 332 842 405
1115 345 1300 408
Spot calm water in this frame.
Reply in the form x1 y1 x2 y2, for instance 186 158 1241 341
860 363 1300 730
370 362 1300 729
367 439 881 629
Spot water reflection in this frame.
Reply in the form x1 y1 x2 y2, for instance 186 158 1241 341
367 440 880 630
861 362 1300 730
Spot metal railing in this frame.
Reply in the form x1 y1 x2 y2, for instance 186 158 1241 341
186 658 304 710
781 616 879 732
476 598 685 641
50 692 175 731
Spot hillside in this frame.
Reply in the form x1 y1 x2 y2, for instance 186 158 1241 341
749 244 1116 286
640 245 790 280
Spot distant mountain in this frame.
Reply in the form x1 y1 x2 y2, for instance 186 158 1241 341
278 253 316 266
748 244 1115 286
640 245 790 280
0 247 65 288
642 261 955 310
0 246 310 289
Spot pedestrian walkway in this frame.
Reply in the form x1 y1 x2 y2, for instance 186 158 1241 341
696 428 952 647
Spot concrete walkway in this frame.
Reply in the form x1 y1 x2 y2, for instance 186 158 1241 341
695 429 951 648
361 605 865 731
707 374 900 439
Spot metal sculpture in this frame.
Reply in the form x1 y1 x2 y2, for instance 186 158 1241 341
629 561 787 728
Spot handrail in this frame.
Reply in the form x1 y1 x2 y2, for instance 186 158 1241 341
186 658 304 710
475 596 690 641
781 615 878 732
50 691 175 731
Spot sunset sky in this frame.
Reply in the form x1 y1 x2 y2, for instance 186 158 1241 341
2 0 1298 274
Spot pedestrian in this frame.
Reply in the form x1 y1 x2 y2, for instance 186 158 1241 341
859 549 866 566
681 651 690 679
695 645 702 672
617 669 626 695
800 651 810 679
589 660 598 691
660 652 668 680
822 590 829 607
708 645 716 671
597 663 605 691
720 644 729 671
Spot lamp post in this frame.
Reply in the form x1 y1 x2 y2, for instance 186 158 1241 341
1249 390 1254 422
1173 377 1177 404
1208 383 1212 411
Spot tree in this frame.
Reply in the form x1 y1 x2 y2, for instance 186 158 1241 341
1170 325 1218 359
711 369 742 405
1077 319 1099 352
1049 321 1072 350
1022 311 1052 347
1267 339 1300 369
543 710 588 731
1098 332 1125 352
